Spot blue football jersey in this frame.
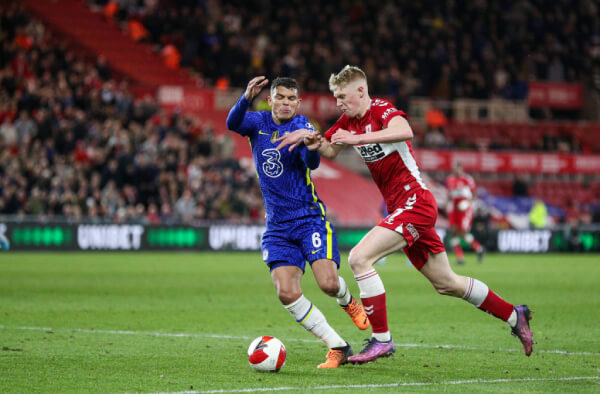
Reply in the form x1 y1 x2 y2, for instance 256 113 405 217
227 97 327 224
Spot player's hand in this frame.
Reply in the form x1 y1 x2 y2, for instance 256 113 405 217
245 76 269 100
274 129 312 151
331 128 359 145
304 133 323 151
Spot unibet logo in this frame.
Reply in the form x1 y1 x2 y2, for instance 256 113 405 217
77 225 144 250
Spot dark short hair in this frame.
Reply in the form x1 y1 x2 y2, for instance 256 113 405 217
270 77 300 95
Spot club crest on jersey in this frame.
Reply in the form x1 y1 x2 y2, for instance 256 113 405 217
270 130 279 143
261 148 284 178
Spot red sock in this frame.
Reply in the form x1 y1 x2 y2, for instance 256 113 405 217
454 244 464 261
479 290 514 321
361 293 388 333
471 239 482 252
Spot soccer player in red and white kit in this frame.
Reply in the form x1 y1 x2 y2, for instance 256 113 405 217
276 65 534 363
446 162 485 264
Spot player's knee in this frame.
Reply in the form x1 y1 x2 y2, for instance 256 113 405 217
318 277 340 297
348 248 370 272
277 289 302 305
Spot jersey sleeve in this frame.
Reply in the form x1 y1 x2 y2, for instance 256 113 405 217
324 115 348 141
296 116 320 169
370 98 407 128
467 175 477 193
226 95 261 136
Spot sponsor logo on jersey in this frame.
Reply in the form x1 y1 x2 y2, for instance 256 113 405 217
261 148 284 178
406 223 420 241
382 107 395 120
356 143 386 162
262 249 269 261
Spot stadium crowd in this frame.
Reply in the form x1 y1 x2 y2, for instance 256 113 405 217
1 1 598 225
0 3 264 223
93 0 598 106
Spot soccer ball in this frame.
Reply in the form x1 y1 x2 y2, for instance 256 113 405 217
247 336 286 372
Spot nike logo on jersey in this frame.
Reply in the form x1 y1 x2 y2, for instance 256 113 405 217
258 130 269 135
311 248 322 255
364 305 374 315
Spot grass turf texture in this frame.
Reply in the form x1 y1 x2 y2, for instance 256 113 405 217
1 252 599 393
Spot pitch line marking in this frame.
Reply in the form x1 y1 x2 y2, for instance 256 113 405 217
1 325 599 356
149 376 600 393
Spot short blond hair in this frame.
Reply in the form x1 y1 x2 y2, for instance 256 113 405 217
329 65 367 91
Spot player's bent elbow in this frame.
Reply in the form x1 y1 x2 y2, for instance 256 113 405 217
225 118 236 131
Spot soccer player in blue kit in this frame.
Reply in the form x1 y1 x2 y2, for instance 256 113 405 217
227 76 369 368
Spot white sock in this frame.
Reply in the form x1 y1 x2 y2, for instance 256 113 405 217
354 269 385 298
464 233 474 243
462 278 489 307
284 295 346 349
507 310 517 327
336 276 352 306
372 332 392 342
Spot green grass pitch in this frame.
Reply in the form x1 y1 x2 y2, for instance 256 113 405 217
1 252 599 393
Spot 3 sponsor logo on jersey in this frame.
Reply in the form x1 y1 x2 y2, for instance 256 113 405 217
356 143 385 162
261 148 284 177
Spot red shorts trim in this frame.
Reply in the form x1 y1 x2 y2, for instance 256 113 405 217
378 189 445 270
449 207 473 233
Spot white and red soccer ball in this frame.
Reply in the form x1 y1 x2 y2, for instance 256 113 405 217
247 336 286 372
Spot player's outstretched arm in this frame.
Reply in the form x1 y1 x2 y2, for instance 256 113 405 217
226 76 269 132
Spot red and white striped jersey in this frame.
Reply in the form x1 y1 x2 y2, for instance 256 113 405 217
324 98 426 211
446 173 476 210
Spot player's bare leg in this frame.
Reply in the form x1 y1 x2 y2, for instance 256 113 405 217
421 252 534 356
346 227 405 363
271 266 353 368
312 259 370 330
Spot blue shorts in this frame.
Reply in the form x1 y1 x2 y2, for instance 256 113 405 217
261 216 341 272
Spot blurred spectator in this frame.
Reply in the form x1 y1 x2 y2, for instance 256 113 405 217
0 4 263 224
512 175 529 197
529 199 548 229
